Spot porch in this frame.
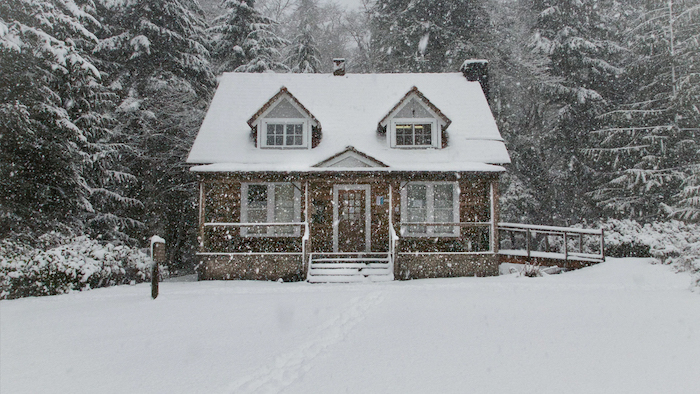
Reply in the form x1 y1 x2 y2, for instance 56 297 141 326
195 174 605 282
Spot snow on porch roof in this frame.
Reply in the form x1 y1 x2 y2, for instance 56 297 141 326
187 72 510 172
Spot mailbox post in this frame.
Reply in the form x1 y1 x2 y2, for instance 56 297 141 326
150 236 166 299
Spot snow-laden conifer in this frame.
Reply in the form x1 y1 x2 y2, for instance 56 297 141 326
1 0 139 239
286 0 321 73
210 0 288 73
587 0 700 220
369 0 491 72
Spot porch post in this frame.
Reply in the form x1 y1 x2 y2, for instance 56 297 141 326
303 180 310 274
490 180 498 253
198 180 205 252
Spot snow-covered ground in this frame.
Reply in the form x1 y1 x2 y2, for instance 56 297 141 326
2 258 699 394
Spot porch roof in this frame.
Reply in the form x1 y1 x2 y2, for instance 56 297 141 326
187 72 510 172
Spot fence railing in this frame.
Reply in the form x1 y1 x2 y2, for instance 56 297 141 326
498 222 605 262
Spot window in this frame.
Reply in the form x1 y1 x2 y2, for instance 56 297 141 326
396 123 432 146
241 183 301 236
390 119 439 148
401 182 459 236
265 122 304 147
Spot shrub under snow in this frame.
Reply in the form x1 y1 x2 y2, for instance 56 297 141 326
1 236 155 299
599 219 700 287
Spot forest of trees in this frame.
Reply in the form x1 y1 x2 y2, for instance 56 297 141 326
1 0 698 270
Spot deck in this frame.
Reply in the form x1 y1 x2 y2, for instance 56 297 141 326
497 223 605 269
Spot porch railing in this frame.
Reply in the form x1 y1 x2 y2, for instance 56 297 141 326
498 222 605 263
389 221 399 271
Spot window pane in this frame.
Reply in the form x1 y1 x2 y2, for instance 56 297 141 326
274 184 295 234
434 184 453 209
247 185 267 234
396 124 413 146
293 124 303 145
414 124 431 145
248 185 267 206
434 184 455 234
406 184 427 233
266 124 285 146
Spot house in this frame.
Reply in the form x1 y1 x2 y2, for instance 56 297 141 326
186 60 511 282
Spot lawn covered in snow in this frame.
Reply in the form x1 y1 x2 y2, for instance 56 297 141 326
2 258 699 394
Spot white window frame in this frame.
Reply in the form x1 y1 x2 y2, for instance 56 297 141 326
259 119 310 149
240 182 302 237
390 118 440 148
400 181 460 237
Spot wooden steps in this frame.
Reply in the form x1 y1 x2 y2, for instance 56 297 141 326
307 253 394 283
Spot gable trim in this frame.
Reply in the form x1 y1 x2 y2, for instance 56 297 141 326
247 87 320 128
379 86 452 129
313 146 389 168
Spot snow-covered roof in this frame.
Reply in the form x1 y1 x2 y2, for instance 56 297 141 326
187 72 510 172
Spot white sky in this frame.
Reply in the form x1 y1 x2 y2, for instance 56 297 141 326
321 0 365 10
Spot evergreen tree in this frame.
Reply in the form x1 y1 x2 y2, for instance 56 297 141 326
520 0 627 224
93 0 215 266
287 0 321 73
587 0 700 220
210 0 288 73
370 0 491 72
0 0 138 238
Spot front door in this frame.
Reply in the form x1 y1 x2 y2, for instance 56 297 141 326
333 185 370 252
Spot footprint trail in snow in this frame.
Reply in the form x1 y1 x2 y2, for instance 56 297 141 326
224 290 385 394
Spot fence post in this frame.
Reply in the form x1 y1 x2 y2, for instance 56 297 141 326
563 232 568 262
150 236 166 299
526 228 531 259
600 229 605 261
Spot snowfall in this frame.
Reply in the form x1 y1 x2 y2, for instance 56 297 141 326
2 258 699 394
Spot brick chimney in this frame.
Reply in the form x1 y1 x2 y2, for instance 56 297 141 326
461 59 489 101
333 58 346 76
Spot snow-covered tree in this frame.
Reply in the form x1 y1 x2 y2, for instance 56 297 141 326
518 0 628 223
93 0 215 263
210 0 288 73
286 0 321 73
0 0 139 238
587 0 700 220
370 0 491 72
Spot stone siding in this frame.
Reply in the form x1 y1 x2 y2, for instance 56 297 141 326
198 255 305 281
395 253 499 280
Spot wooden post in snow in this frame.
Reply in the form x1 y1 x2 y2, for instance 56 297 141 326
150 236 166 299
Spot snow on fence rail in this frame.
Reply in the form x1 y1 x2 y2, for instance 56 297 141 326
498 223 605 263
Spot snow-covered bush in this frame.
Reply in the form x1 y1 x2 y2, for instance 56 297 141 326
599 219 700 287
1 236 156 299
520 263 544 277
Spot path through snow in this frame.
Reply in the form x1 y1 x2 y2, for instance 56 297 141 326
225 290 385 394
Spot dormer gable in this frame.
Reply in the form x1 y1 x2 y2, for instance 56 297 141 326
313 146 389 168
248 87 320 149
380 87 451 149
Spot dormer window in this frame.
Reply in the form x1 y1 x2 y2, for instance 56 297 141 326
248 87 320 149
394 121 436 147
264 122 304 147
380 87 450 150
